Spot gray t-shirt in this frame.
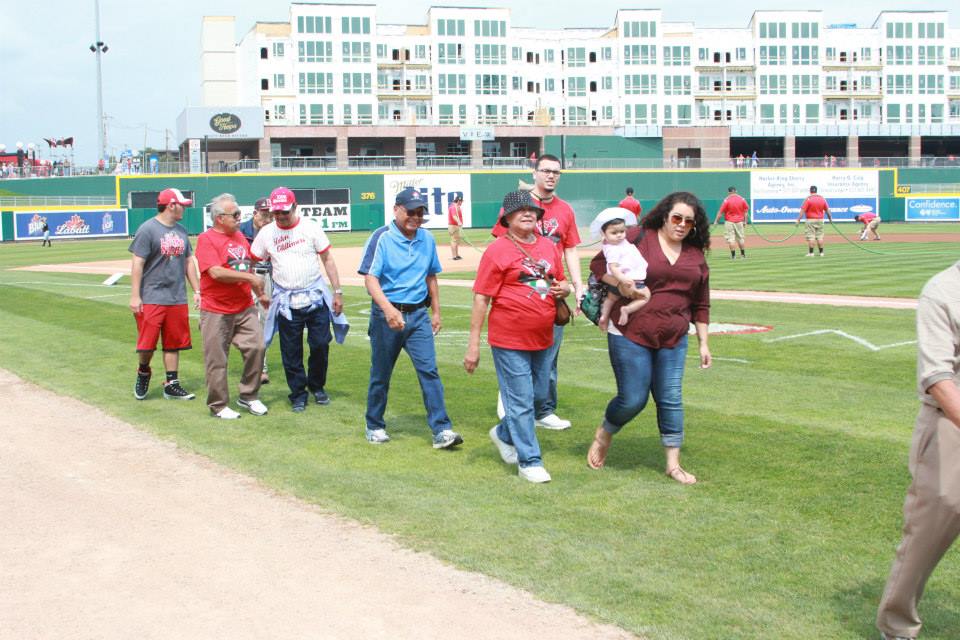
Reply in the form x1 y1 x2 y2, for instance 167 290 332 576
128 217 192 305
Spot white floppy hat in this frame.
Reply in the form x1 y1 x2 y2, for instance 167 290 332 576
589 207 638 239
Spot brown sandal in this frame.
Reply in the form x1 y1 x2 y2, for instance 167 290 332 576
587 427 612 469
665 466 697 485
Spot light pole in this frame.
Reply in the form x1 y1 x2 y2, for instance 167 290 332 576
89 0 108 163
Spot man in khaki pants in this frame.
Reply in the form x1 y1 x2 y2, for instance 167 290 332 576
195 193 270 419
877 262 960 640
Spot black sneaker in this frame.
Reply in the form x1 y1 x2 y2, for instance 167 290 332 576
313 389 330 405
163 380 196 400
134 369 151 400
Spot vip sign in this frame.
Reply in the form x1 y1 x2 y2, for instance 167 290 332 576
383 174 472 230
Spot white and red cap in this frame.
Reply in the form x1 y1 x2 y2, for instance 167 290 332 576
157 188 193 206
269 187 296 212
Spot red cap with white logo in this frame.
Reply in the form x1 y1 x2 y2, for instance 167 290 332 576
269 187 296 212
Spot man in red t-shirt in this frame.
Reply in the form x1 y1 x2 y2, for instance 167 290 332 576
489 154 583 429
196 194 271 419
618 187 642 218
855 212 881 241
796 185 833 257
713 186 749 259
447 195 464 260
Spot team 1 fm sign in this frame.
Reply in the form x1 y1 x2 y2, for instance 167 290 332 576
383 174 472 230
297 188 352 231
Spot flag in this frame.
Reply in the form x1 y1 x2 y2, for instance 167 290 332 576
44 138 57 148
63 137 74 147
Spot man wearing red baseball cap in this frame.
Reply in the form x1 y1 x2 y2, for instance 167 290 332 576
129 187 200 401
251 186 347 412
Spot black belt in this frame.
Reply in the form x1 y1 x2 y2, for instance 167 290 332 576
390 298 430 313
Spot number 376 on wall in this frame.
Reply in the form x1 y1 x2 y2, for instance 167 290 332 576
360 192 376 200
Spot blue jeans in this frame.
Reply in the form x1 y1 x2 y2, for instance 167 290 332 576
603 333 687 448
491 346 551 468
277 303 331 405
365 304 451 435
538 324 564 417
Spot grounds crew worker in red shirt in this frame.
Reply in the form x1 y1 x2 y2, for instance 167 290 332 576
618 187 642 217
713 186 749 260
796 185 833 257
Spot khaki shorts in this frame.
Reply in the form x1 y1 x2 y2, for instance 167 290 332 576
723 221 745 244
448 225 462 241
804 220 824 241
867 219 880 232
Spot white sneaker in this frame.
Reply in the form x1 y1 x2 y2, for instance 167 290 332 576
366 428 390 444
213 407 242 420
237 398 268 416
519 465 551 483
536 413 571 430
496 392 506 420
489 426 518 465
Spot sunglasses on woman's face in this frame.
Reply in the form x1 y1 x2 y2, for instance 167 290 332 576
669 213 696 229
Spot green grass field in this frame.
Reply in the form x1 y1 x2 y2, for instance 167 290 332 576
1 229 959 639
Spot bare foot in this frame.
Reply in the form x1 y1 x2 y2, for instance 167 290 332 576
587 426 612 469
665 466 697 485
598 315 609 333
618 309 630 325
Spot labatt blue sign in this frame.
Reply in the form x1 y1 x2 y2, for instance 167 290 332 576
14 209 129 240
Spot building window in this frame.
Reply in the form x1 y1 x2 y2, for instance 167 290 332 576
299 72 334 94
663 46 690 66
342 41 371 63
760 104 774 123
624 45 656 65
512 46 522 61
438 43 464 64
274 104 286 121
260 47 268 59
438 74 466 95
567 48 586 67
298 16 332 34
567 77 586 96
545 78 555 92
624 74 656 94
261 78 269 91
475 74 507 95
602 76 612 91
273 74 285 90
663 75 690 95
474 20 506 37
759 46 787 66
622 21 656 38
475 44 507 65
341 17 371 35
343 73 371 94
298 41 333 63
437 19 465 36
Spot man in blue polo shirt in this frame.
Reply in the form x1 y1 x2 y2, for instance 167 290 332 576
358 187 462 449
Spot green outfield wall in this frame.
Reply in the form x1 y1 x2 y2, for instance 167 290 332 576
2 167 958 240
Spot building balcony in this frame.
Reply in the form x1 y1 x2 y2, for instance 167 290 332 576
376 90 432 100
822 62 882 71
377 61 432 70
822 89 883 100
693 90 757 100
694 63 755 72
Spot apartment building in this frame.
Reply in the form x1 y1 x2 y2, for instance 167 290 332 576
189 4 960 168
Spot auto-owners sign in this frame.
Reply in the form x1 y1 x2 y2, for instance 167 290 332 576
751 170 878 222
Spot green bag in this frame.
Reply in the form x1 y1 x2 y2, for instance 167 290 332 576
579 274 606 326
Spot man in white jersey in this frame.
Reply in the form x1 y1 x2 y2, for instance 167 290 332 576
250 187 346 412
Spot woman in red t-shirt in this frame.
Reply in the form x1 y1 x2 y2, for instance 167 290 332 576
464 190 571 484
587 192 712 484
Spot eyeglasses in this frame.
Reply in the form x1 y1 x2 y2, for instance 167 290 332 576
219 212 241 220
669 213 696 228
405 208 426 217
537 169 562 176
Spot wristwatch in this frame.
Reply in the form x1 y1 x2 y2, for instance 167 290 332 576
333 288 343 295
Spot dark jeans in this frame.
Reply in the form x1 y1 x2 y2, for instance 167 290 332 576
277 303 331 405
365 304 451 435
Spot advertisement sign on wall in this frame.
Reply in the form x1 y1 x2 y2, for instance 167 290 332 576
14 210 129 241
297 189 352 232
382 174 472 229
751 170 879 222
905 197 960 222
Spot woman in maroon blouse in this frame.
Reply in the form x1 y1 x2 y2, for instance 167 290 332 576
586 192 712 484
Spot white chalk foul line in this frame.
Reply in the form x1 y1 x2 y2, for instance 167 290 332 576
763 329 916 352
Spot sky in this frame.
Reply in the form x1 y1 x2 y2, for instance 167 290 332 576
2 1 957 165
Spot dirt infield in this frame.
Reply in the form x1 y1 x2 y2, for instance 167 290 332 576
0 368 635 639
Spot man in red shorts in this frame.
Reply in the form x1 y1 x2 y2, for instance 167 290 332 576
796 185 833 257
129 187 200 400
